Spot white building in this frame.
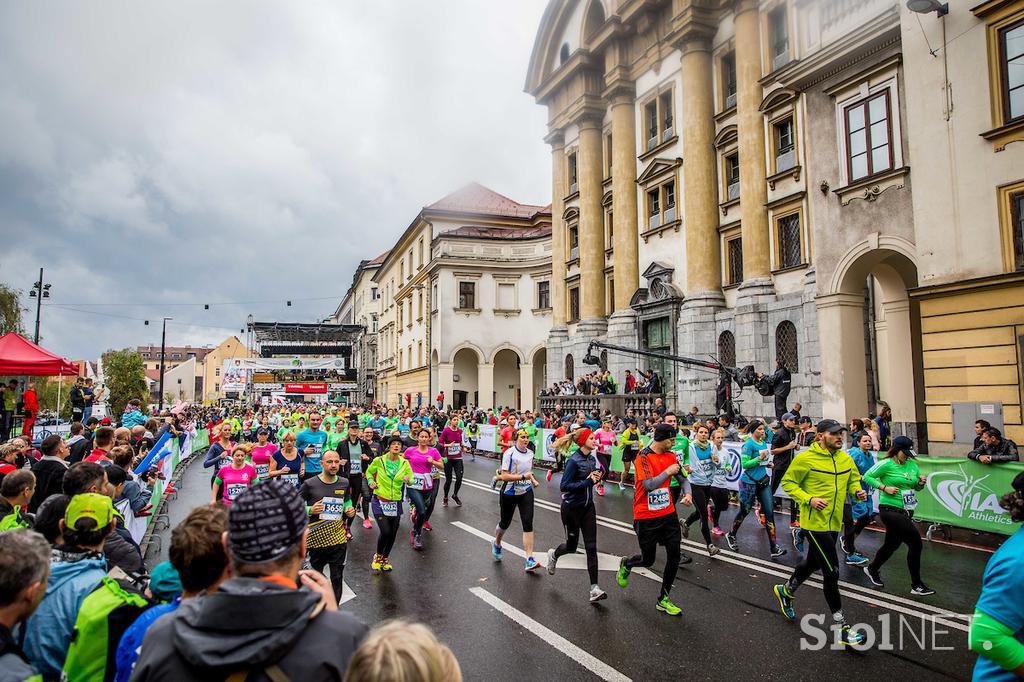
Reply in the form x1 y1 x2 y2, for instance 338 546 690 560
328 251 387 402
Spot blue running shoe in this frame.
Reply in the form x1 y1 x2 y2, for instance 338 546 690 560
491 540 502 561
791 526 805 554
773 584 795 621
524 556 540 572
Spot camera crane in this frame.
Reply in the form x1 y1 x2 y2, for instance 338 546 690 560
581 340 761 423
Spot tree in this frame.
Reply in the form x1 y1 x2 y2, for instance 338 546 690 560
35 376 72 421
102 349 148 418
0 282 24 336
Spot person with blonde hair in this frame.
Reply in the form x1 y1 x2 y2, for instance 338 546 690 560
343 620 461 682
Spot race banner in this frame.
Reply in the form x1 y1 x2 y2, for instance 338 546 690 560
220 362 247 392
477 424 496 453
226 357 349 371
539 429 558 462
915 456 1024 536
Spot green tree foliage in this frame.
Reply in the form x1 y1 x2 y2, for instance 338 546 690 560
35 377 72 421
102 349 148 417
0 283 24 336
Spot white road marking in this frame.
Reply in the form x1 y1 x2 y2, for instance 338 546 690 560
470 586 633 682
450 520 660 583
340 579 356 605
458 476 971 631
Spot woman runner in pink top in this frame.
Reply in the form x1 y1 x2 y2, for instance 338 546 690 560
437 416 465 507
250 428 278 481
212 443 258 506
403 429 443 550
593 419 617 497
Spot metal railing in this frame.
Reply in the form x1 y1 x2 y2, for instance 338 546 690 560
537 393 666 415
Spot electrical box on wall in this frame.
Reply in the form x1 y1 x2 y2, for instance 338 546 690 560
951 402 1004 444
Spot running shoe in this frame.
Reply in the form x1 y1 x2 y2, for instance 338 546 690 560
345 529 353 541
773 584 795 621
596 484 605 497
863 565 884 587
443 497 449 507
381 557 393 572
679 552 693 565
725 532 739 552
758 512 766 527
839 536 851 555
712 526 725 537
707 543 721 557
589 586 608 603
845 552 869 566
524 557 540 572
491 540 503 561
545 469 553 482
791 527 805 553
410 531 416 548
789 519 800 529
412 532 423 551
656 596 682 616
618 481 625 491
839 623 866 647
770 545 787 558
423 521 433 531
680 520 691 539
362 518 373 529
616 558 631 588
910 584 936 596
546 548 557 575
452 495 462 507
371 554 382 573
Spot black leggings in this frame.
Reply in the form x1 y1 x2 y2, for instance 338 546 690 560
787 530 841 615
346 474 363 529
554 502 598 584
684 484 713 543
498 490 534 533
595 452 611 480
408 488 429 535
444 459 464 497
841 503 873 553
360 475 372 518
709 486 730 526
308 543 347 602
869 505 923 585
770 459 799 519
375 514 400 557
625 515 681 599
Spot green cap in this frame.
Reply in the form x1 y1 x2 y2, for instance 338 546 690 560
65 493 114 530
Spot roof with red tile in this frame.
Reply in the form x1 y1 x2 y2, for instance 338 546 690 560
367 250 389 265
426 182 548 219
440 225 552 240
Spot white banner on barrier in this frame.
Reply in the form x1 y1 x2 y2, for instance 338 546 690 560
540 429 558 462
478 424 496 453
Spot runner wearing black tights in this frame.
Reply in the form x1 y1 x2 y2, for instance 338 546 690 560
708 429 732 535
546 428 606 603
681 425 722 556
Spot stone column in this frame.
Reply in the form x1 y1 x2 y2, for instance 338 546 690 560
519 362 534 412
437 362 454 409
577 116 607 332
677 31 726 411
816 293 869 421
478 362 494 410
735 0 771 287
547 133 570 385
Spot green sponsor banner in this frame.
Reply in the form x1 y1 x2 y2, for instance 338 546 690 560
914 456 1023 536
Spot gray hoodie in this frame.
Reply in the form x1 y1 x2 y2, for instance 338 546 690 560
129 576 367 681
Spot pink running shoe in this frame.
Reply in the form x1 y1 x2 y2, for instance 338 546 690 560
712 526 725 536
362 518 373 529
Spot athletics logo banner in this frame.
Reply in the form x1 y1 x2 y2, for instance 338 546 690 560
916 458 1022 535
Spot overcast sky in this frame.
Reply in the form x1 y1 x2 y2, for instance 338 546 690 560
0 1 551 361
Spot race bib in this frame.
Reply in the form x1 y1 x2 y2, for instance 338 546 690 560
411 473 432 490
225 483 247 501
431 465 443 478
281 473 300 488
513 480 532 495
447 444 461 456
902 490 918 511
647 487 670 511
379 499 399 517
320 497 346 521
349 459 362 474
254 463 270 479
697 458 716 475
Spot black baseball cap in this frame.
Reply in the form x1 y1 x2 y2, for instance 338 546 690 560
781 412 798 423
653 423 677 442
816 419 845 434
255 427 271 436
798 416 812 425
891 435 915 458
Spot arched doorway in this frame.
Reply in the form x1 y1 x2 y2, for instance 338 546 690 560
565 354 574 381
493 348 522 410
451 347 481 409
819 241 922 439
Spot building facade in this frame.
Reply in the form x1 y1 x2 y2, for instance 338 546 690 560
373 183 551 409
199 336 250 402
328 251 387 402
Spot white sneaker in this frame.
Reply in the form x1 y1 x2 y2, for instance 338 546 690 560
589 586 608 603
707 543 721 557
546 548 557 575
618 481 625 491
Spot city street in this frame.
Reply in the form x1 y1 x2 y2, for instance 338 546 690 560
152 451 988 681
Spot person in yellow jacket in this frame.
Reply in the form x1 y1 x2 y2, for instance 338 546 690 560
365 436 413 573
771 419 868 647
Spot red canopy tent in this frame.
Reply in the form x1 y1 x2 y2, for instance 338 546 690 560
0 333 79 376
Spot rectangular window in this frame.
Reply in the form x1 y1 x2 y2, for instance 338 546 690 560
1001 19 1024 122
845 92 892 182
418 341 423 367
660 91 674 140
725 152 740 200
604 132 613 177
605 209 614 249
215 383 220 392
647 188 661 229
399 259 405 282
458 282 475 310
568 224 580 260
726 236 744 285
778 213 802 269
497 283 515 310
568 286 580 323
663 182 676 222
645 100 658 148
1013 191 1024 270
723 51 737 109
371 287 378 300
215 368 220 376
607 278 615 316
418 238 424 266
774 117 795 171
770 5 789 69
568 152 578 193
538 281 550 309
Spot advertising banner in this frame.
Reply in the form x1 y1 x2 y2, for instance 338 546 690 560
477 424 496 453
539 428 558 462
914 457 1023 536
285 382 328 394
220 362 247 392
226 357 348 371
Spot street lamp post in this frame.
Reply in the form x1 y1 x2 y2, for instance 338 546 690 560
158 317 172 412
28 268 51 344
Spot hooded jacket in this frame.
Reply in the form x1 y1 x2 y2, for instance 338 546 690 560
23 550 107 681
781 440 863 533
129 576 367 681
0 623 38 682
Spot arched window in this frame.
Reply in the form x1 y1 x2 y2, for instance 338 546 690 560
718 330 736 368
776 321 799 372
600 351 608 372
565 354 574 380
559 43 570 64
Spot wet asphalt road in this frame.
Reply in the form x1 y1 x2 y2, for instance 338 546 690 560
149 451 991 681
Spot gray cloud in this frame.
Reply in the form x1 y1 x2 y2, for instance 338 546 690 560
0 0 550 359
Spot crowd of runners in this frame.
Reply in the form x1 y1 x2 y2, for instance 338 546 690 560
0 399 1022 680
